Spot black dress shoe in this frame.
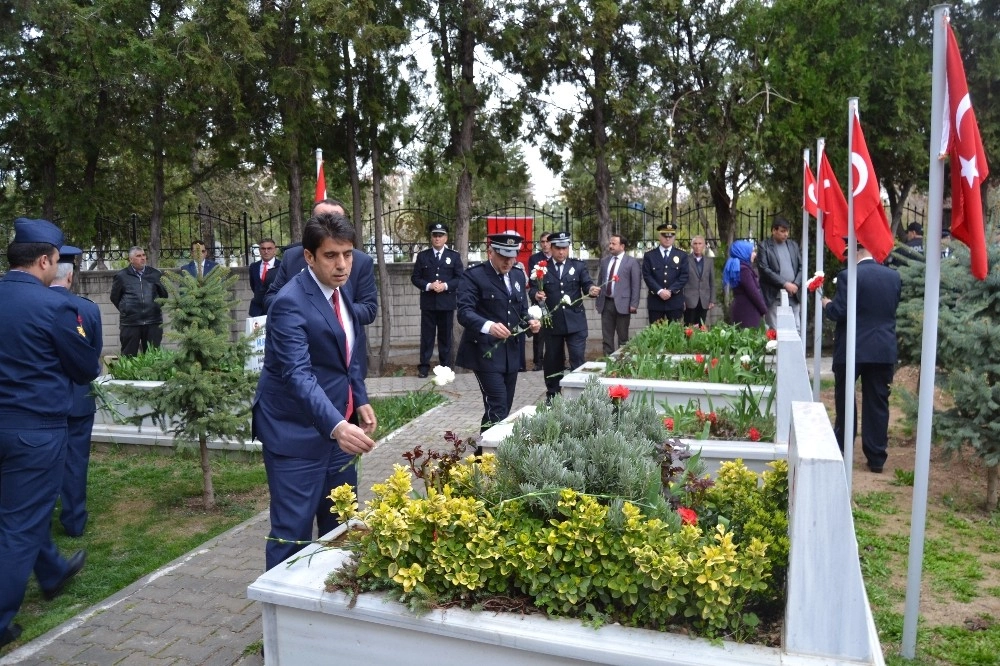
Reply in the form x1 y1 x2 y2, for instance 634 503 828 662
532 366 542 371
867 464 884 474
418 371 428 379
0 623 22 649
42 550 86 601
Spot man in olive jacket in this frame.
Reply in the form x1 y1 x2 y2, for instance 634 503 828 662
110 246 168 356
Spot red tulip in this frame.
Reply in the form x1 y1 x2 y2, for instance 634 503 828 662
678 507 698 526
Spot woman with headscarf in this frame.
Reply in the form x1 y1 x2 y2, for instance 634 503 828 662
723 240 768 328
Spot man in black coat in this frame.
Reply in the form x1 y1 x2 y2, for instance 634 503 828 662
642 222 688 324
526 232 552 371
822 244 902 473
248 238 280 317
756 217 802 330
530 231 599 402
110 246 168 356
456 232 540 433
411 222 464 377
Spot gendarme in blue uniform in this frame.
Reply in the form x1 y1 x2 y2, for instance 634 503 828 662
0 220 101 647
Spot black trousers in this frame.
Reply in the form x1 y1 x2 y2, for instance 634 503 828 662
473 369 518 432
418 309 454 373
833 362 894 469
600 307 631 356
684 305 709 326
532 328 546 367
544 330 587 396
120 324 163 356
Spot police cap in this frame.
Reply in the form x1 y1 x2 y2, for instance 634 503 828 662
13 218 63 247
488 231 522 257
549 231 572 247
57 245 83 264
656 223 677 237
429 222 449 235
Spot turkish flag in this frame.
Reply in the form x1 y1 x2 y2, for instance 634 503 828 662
818 152 847 260
944 25 990 279
803 158 819 218
850 113 894 263
315 160 327 203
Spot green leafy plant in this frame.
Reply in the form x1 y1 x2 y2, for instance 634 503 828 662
660 390 777 442
105 347 179 380
617 320 774 359
606 351 775 385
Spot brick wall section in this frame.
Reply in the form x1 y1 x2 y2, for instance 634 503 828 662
76 261 722 357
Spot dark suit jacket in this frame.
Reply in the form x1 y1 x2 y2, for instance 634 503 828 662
253 271 369 460
527 251 551 271
248 259 281 317
824 259 902 365
756 238 802 306
52 287 104 417
410 247 464 311
595 253 641 316
642 246 689 313
264 246 377 324
528 258 595 335
456 263 531 373
181 259 219 277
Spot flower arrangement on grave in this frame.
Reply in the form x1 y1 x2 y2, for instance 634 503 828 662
325 377 789 642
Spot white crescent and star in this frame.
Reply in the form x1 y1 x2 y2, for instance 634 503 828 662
956 93 971 141
851 152 868 198
807 183 818 205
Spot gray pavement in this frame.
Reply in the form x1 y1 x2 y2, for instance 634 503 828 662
0 368 549 666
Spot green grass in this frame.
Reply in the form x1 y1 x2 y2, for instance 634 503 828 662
2 390 442 654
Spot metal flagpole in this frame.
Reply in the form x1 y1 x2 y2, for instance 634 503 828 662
801 149 810 355
902 4 950 657
813 139 826 401
845 98 859 494
316 148 323 179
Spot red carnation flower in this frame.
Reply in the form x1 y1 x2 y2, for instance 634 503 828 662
707 412 718 424
537 259 547 267
748 427 762 442
766 328 777 340
612 274 620 282
663 417 674 430
678 507 698 526
684 327 694 338
608 385 630 401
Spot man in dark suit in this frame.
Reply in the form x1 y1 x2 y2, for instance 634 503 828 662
263 200 378 376
181 239 219 278
683 235 716 326
642 222 688 324
822 243 902 473
253 212 378 570
530 231 600 402
526 232 552 371
595 234 641 356
756 217 802 331
248 238 280 317
456 232 541 434
50 246 103 538
0 219 99 648
411 222 464 377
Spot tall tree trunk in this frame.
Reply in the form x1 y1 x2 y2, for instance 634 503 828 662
149 95 166 267
342 40 364 241
988 465 999 510
708 167 735 246
371 141 391 375
287 149 303 241
591 52 612 258
200 434 216 510
454 0 475 261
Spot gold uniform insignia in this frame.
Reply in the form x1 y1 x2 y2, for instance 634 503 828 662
77 326 87 338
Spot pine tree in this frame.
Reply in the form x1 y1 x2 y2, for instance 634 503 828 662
116 267 258 509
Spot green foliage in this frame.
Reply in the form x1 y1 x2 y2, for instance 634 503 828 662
661 392 777 442
326 377 789 641
618 320 773 359
606 352 775 385
106 347 179 381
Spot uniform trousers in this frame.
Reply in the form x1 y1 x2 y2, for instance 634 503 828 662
833 362 894 470
683 305 709 326
0 422 75 632
473 370 518 432
59 413 95 536
418 309 454 373
600 307 631 357
544 330 587 396
262 443 357 571
119 324 163 356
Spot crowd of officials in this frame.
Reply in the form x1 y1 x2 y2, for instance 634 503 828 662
2 209 911 646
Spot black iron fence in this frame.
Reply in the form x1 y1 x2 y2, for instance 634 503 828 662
2 201 932 273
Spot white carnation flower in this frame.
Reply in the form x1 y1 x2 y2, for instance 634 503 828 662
561 294 572 304
432 365 456 386
765 340 778 353
740 354 752 364
527 305 543 320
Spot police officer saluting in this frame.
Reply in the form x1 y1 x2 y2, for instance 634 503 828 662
530 231 600 403
0 219 100 649
456 232 541 437
411 222 464 378
49 245 103 537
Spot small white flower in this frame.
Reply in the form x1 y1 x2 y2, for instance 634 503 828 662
740 354 751 364
765 340 778 353
432 366 456 386
527 305 543 319
813 270 824 278
561 294 572 304
832 277 838 284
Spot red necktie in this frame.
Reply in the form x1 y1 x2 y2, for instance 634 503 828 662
331 289 354 422
261 262 268 282
605 256 617 297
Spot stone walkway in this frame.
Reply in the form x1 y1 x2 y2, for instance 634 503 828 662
0 369 549 666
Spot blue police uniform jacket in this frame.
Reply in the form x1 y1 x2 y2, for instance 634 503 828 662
824 260 902 365
0 271 102 424
52 287 104 417
528 258 594 335
642 246 689 312
456 262 531 373
411 247 464 311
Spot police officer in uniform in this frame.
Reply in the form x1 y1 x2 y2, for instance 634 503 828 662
456 232 541 435
411 222 464 377
530 231 600 402
50 245 103 537
0 219 100 649
642 222 689 324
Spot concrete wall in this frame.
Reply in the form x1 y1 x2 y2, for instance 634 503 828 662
76 260 726 360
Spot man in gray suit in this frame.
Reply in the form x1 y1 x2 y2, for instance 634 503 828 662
595 234 641 356
683 235 716 326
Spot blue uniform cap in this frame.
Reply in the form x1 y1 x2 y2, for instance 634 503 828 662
429 222 449 235
488 231 522 257
549 230 572 247
58 245 83 263
656 223 677 236
13 217 64 247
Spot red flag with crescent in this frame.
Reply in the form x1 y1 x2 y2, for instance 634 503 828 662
850 112 894 263
803 158 819 218
315 160 327 203
943 23 990 279
818 152 847 260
